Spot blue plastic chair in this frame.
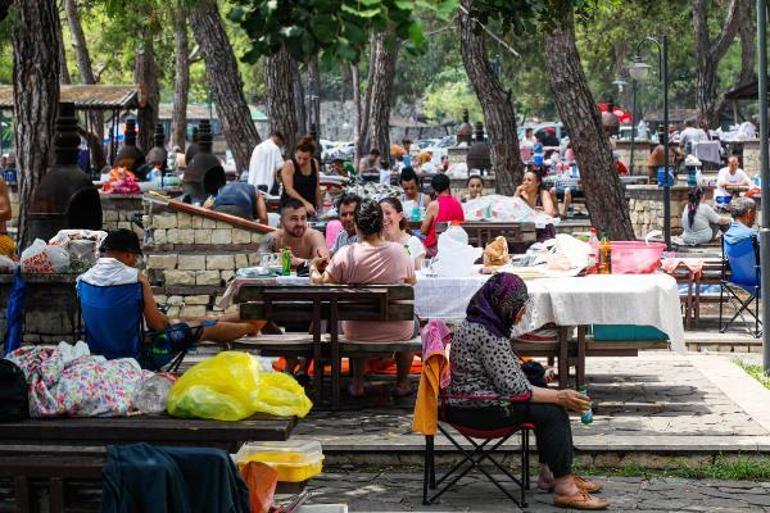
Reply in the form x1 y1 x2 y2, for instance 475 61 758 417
720 235 762 337
77 281 144 361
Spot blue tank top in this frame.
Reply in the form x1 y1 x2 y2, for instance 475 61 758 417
214 182 256 219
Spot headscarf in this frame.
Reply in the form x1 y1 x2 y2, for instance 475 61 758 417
466 273 529 338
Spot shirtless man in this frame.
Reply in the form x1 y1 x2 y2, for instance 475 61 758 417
260 198 329 267
0 175 14 259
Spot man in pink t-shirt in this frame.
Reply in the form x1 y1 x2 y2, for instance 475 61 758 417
311 200 416 398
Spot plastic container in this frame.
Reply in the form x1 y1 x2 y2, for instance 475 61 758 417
609 241 665 274
592 325 668 341
234 440 324 482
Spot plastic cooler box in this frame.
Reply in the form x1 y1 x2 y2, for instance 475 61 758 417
234 440 324 482
591 325 668 341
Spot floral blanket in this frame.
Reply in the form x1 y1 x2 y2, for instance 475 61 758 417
6 342 153 417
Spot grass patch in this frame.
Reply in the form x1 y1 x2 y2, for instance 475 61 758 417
575 455 770 481
733 359 770 391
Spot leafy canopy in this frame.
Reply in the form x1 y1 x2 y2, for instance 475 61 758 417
228 0 457 64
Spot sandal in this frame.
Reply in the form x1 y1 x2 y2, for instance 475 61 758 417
574 475 603 494
554 491 609 510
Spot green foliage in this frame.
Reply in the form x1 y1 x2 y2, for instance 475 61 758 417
228 0 457 64
734 359 770 390
422 74 482 123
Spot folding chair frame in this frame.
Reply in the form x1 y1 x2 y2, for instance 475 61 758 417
719 236 762 338
422 423 531 508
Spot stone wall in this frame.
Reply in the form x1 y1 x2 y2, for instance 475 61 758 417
740 140 759 178
101 194 144 237
627 185 690 239
143 201 269 318
614 139 657 176
0 274 79 345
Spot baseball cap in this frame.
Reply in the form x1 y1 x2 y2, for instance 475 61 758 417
100 229 143 255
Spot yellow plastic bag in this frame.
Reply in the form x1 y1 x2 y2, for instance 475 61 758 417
166 351 312 421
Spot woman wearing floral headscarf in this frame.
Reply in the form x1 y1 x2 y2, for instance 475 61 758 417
446 273 608 510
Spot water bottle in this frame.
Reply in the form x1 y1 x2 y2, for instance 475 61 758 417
411 206 421 222
579 385 593 424
134 374 174 414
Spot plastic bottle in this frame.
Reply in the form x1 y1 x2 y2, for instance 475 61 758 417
579 385 593 425
281 247 292 276
598 235 612 274
587 228 600 274
134 374 175 414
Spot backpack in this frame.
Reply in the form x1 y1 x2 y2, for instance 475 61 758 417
0 358 29 421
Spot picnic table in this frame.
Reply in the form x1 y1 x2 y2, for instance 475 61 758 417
222 271 683 389
233 282 418 409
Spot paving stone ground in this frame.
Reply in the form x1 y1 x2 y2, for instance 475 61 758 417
296 472 770 512
292 352 770 454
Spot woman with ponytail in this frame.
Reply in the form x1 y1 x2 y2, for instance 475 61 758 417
680 187 730 245
280 135 322 215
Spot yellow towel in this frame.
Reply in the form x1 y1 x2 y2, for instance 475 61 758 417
412 352 448 436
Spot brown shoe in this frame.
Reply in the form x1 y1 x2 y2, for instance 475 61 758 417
574 475 604 494
554 491 609 510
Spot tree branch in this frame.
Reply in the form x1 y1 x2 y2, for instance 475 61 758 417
710 0 743 61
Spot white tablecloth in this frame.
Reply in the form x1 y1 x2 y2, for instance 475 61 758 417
222 272 685 352
414 272 685 352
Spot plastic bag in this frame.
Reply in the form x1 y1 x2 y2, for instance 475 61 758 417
44 246 70 272
20 239 54 273
0 255 17 273
166 351 312 421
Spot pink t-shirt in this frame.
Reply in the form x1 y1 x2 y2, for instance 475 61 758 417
327 241 416 341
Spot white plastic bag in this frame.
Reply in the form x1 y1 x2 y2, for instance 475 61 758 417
0 255 17 273
44 245 70 272
21 239 54 273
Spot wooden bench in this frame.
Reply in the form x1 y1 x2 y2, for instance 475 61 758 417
235 284 417 409
0 414 296 452
435 221 537 253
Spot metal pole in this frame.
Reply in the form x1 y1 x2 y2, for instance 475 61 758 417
662 34 671 249
630 80 637 175
757 0 770 375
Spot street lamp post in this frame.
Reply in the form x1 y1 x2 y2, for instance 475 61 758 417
629 79 637 174
630 35 670 248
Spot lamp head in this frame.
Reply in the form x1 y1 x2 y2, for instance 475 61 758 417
629 58 651 81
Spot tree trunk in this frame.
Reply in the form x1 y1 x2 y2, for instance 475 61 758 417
171 1 190 151
351 63 363 160
738 0 755 86
266 44 298 152
356 50 375 161
543 7 634 240
62 0 107 171
307 56 321 135
13 0 61 249
458 0 522 194
366 32 399 164
56 12 70 84
291 58 306 136
692 0 743 127
134 28 159 153
189 0 260 171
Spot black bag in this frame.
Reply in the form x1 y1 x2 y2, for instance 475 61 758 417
0 359 29 421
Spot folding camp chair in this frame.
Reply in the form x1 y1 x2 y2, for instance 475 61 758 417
719 235 762 337
77 281 208 372
422 397 533 508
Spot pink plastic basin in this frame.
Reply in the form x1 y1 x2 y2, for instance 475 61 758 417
610 241 666 274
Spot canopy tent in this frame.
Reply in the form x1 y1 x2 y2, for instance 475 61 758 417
0 84 141 165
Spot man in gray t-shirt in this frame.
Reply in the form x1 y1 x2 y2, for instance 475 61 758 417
331 193 360 254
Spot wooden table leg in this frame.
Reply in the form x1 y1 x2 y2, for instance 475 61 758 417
558 327 569 389
14 476 32 513
577 326 586 389
50 477 64 513
312 300 323 405
330 299 340 410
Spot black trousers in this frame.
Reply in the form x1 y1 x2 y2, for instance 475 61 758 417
444 403 573 478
